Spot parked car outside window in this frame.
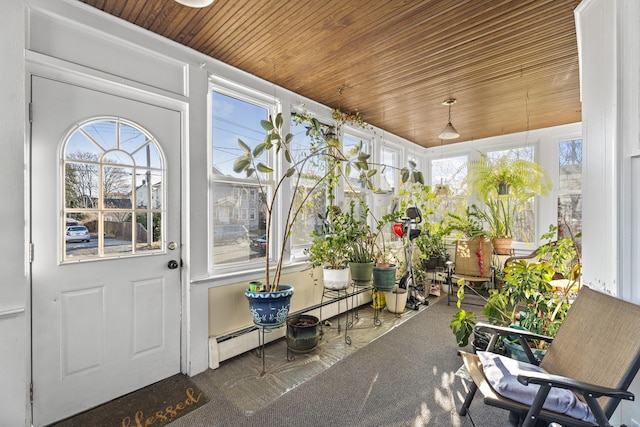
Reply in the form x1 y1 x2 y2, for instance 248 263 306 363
250 234 267 257
65 225 90 243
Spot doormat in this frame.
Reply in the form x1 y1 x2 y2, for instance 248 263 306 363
50 374 209 427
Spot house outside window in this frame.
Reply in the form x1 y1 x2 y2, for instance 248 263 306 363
211 89 273 267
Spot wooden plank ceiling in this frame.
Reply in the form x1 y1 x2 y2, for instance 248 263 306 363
77 0 582 148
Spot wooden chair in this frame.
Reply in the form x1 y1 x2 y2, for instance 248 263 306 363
446 238 493 305
458 286 640 427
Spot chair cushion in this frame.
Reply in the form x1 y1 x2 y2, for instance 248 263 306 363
477 351 596 423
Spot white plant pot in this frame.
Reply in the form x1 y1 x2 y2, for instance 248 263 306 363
323 266 350 290
383 289 408 314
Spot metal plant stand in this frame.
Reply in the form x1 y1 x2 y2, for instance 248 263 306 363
255 322 290 376
320 287 351 345
348 281 381 332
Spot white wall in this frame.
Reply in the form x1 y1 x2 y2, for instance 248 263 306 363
0 0 28 425
576 0 640 424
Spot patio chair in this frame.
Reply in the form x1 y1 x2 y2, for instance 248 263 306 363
446 238 493 305
458 286 640 427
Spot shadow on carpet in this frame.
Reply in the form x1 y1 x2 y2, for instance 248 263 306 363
50 374 209 427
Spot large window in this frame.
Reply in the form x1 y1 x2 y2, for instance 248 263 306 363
487 147 536 243
380 146 398 192
288 115 329 253
211 90 272 267
431 155 468 223
557 139 582 240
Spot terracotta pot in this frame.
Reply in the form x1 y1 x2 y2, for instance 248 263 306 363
492 237 513 255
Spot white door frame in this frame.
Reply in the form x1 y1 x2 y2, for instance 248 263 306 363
26 61 190 425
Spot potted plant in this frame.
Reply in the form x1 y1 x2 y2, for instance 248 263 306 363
234 112 375 327
465 153 552 254
443 205 490 243
308 205 352 290
415 223 449 270
449 225 581 358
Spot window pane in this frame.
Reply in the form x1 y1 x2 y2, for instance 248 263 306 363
380 147 397 192
289 117 327 249
431 155 468 222
344 134 367 190
135 170 163 209
558 194 582 239
211 91 272 268
63 119 165 262
211 92 269 178
559 139 582 191
558 139 582 242
102 165 133 209
65 161 99 209
486 147 535 243
488 146 533 162
211 180 264 265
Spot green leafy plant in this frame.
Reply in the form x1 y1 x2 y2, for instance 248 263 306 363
234 113 375 292
449 225 581 349
444 205 489 241
307 205 352 270
465 153 552 239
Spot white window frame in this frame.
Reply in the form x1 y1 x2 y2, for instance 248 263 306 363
209 82 279 276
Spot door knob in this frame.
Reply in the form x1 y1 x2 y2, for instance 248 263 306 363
168 260 179 269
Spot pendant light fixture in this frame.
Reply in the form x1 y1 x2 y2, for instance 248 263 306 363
174 0 214 7
438 98 460 139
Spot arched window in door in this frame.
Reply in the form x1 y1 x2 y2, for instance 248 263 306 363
62 118 165 261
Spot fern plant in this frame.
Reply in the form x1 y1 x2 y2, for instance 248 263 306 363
465 153 551 238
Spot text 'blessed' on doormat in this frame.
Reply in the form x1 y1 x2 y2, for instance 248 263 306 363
50 374 209 427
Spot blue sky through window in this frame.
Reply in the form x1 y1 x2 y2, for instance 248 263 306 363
211 91 269 177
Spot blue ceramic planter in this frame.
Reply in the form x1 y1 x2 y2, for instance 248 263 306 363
244 285 294 327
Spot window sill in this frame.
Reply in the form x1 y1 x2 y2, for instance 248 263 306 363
192 261 312 288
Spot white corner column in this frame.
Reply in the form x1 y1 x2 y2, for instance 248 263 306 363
576 0 640 425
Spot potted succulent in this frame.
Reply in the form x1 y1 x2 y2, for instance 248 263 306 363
234 113 375 327
449 225 581 359
465 153 552 254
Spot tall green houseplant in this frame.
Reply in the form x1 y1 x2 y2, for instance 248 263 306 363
465 152 551 251
234 113 374 292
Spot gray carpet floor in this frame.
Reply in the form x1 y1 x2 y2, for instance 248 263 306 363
171 296 513 427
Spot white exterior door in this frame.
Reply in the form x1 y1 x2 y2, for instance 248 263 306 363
30 76 182 426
